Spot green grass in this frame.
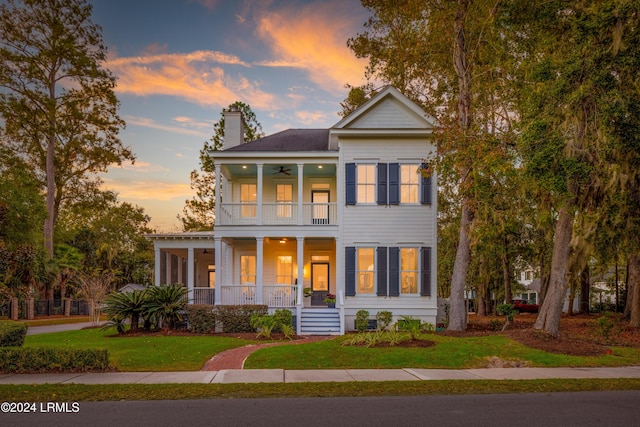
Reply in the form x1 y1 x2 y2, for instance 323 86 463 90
24 329 256 371
1 379 639 402
244 333 640 369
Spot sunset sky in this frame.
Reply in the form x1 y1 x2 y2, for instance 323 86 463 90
91 0 371 231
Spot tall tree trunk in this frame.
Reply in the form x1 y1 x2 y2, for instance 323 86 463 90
449 199 473 330
629 253 640 328
534 205 573 336
503 236 512 304
447 0 473 332
579 264 590 314
44 134 55 259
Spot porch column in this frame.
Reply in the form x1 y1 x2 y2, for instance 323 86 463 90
187 247 194 303
256 237 264 304
214 237 222 305
297 163 304 225
215 162 221 226
177 255 183 284
165 252 171 284
154 247 161 286
256 163 263 225
296 236 304 306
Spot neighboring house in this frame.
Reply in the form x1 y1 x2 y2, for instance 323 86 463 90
119 283 147 293
147 86 438 335
515 267 540 304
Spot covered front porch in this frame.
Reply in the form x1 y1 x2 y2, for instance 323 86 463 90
214 236 337 309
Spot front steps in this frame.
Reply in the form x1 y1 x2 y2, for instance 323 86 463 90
299 307 340 335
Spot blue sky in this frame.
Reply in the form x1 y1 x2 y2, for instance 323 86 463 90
90 0 371 231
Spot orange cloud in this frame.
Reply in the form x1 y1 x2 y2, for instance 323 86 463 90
101 178 192 201
107 51 276 110
255 1 367 94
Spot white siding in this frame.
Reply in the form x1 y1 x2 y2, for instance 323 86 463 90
348 98 429 129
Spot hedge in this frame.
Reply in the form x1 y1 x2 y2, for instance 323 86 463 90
0 321 28 347
215 305 268 333
186 305 217 334
0 347 110 373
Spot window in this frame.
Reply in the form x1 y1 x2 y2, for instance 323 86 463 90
240 255 256 284
400 248 418 294
357 165 375 203
276 255 293 284
208 264 216 288
400 164 419 203
276 183 293 218
357 248 375 294
240 184 256 217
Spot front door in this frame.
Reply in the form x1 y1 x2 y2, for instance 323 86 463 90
312 190 330 224
311 262 329 306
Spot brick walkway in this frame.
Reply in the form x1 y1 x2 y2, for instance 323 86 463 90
201 335 334 370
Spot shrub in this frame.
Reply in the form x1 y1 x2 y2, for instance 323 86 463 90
250 314 278 339
355 310 370 332
497 304 517 331
272 309 293 332
595 312 620 343
144 284 188 330
102 289 148 333
0 321 28 347
376 311 393 331
280 323 295 340
397 315 422 340
186 305 217 334
0 347 109 373
215 305 268 333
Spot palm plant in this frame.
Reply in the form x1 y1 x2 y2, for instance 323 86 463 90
102 288 148 333
143 284 188 330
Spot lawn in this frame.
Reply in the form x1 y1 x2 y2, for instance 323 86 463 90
24 329 256 371
244 333 640 370
23 329 640 372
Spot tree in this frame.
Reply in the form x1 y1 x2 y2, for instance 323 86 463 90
179 102 264 231
508 0 640 336
0 0 132 259
75 269 114 326
348 0 518 331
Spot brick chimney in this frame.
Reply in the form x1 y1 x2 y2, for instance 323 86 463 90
223 105 244 149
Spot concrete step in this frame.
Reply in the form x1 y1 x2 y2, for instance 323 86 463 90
300 308 340 335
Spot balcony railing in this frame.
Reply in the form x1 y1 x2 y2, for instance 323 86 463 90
219 284 297 307
218 203 337 226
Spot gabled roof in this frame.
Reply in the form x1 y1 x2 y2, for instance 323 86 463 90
332 85 437 130
223 129 332 152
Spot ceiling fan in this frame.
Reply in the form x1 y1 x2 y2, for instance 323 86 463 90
274 166 292 175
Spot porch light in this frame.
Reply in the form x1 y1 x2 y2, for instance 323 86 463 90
279 239 286 244
318 165 323 169
242 165 247 169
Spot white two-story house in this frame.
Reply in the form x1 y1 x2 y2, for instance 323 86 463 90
148 86 438 334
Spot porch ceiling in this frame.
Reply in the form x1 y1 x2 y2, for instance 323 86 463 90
225 163 336 177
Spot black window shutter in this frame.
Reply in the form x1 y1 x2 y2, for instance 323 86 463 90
420 163 432 205
377 163 387 205
389 247 400 297
345 247 356 296
376 247 387 296
421 247 432 296
346 163 356 205
389 163 400 205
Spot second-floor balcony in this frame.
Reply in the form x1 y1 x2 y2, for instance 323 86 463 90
218 202 337 226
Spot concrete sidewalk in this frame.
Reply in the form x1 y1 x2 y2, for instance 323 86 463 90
1 366 640 385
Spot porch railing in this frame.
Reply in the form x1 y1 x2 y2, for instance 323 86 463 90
219 284 297 307
217 202 337 226
263 285 297 307
193 287 215 305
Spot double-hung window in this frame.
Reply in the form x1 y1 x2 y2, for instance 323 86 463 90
400 248 419 294
357 165 376 204
357 247 375 294
240 183 257 218
276 183 293 218
400 164 420 204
